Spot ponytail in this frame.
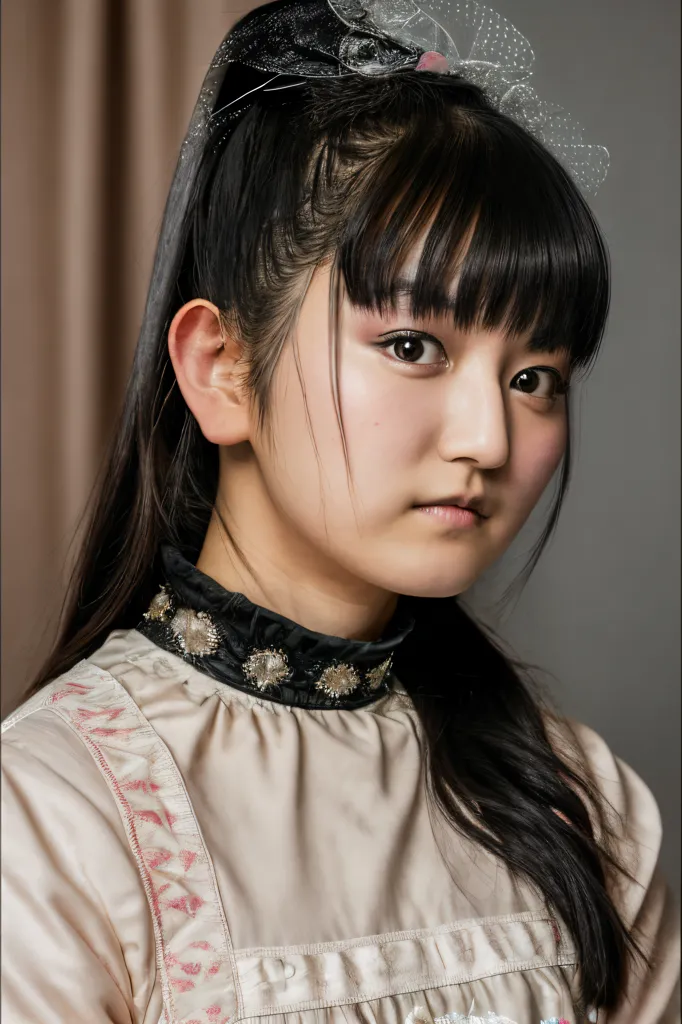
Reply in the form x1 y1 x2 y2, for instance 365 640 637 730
395 594 648 1011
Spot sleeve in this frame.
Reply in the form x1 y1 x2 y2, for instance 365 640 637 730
553 717 680 1024
1 709 160 1024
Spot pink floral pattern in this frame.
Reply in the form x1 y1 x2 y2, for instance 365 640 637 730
45 661 239 1024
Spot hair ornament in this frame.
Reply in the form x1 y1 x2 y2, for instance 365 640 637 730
332 0 609 194
415 50 450 72
189 0 608 196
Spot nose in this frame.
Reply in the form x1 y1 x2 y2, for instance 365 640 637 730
437 362 510 469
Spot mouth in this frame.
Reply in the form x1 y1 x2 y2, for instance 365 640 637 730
413 503 485 528
414 491 490 519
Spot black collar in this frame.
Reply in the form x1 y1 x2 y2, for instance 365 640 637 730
137 544 417 710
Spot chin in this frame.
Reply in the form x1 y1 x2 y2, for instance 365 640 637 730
363 555 483 601
396 575 477 600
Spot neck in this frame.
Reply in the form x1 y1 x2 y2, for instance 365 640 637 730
196 452 398 643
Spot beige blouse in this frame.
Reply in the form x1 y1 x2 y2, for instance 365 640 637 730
1 627 679 1023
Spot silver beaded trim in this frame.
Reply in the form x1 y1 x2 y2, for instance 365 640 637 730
315 662 362 698
365 655 393 690
143 587 396 701
243 647 290 690
169 607 221 657
144 585 173 621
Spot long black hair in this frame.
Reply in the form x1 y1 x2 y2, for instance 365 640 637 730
25 26 647 1015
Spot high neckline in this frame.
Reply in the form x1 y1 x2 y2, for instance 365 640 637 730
137 543 417 710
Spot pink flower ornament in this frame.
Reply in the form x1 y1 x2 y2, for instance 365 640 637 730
415 50 450 74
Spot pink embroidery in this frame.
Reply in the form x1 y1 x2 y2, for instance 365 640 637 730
170 977 195 992
47 681 91 702
75 706 125 720
72 705 136 736
134 809 165 826
45 662 237 1021
143 848 173 870
122 779 161 794
63 724 170 994
180 849 198 871
163 894 204 917
89 726 138 737
180 962 202 975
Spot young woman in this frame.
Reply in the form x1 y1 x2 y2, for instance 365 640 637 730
2 1 679 1022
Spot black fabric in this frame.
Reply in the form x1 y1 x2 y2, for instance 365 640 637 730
200 0 423 151
137 544 416 710
210 0 420 81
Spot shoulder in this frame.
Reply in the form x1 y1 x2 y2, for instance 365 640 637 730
2 669 135 863
1 661 150 930
543 712 662 841
545 713 662 832
543 711 668 928
2 660 159 1019
1 652 158 911
1 650 153 868
2 675 110 791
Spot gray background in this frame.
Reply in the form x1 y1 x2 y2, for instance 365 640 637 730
459 0 680 900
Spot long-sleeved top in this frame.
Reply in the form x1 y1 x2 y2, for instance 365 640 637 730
2 581 680 1024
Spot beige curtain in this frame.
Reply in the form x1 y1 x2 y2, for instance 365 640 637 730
1 0 253 715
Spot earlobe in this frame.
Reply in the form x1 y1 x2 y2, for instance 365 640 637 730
168 299 252 446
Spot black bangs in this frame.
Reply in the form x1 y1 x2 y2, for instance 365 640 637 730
338 107 610 370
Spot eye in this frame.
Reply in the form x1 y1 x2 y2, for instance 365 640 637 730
375 331 447 366
512 366 569 402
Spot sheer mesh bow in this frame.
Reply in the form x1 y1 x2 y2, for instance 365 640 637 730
185 0 608 196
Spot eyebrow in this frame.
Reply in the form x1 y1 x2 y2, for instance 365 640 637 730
381 278 569 356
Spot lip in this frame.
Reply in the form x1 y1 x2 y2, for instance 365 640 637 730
414 504 484 528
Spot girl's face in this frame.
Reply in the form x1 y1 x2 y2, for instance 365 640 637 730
249 261 569 599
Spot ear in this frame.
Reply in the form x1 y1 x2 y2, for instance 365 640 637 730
168 299 253 446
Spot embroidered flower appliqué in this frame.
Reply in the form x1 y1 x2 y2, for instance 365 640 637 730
406 1007 572 1024
406 1007 519 1024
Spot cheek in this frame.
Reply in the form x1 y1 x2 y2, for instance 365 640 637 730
337 362 430 496
261 343 427 526
257 342 367 519
507 413 567 515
